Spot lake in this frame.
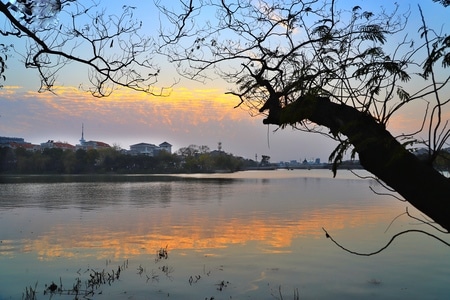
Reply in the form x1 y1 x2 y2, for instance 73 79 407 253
0 169 449 299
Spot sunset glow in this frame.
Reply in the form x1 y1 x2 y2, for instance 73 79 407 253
0 83 338 161
1 203 398 261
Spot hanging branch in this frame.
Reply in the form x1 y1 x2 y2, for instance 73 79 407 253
322 227 450 256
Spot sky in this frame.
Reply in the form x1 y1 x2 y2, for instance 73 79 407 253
0 0 449 163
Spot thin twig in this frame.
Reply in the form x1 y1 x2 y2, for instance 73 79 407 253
322 227 450 256
405 207 449 234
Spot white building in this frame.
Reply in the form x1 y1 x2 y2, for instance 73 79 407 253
75 124 110 150
129 142 172 156
158 142 172 153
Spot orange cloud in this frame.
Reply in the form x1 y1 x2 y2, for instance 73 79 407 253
2 85 253 132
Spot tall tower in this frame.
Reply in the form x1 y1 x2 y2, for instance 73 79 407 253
79 123 86 145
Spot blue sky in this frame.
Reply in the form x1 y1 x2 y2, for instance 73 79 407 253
0 0 448 162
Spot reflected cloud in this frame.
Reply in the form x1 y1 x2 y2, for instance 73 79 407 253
5 204 394 261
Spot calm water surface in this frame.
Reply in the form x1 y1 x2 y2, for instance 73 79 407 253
0 170 449 299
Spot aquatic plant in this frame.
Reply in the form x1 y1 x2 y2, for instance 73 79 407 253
156 245 169 261
22 282 37 300
22 260 129 300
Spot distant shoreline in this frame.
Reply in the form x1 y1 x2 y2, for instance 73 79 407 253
0 163 366 182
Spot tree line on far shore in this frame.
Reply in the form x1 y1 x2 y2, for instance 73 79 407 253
0 144 258 174
2 144 448 175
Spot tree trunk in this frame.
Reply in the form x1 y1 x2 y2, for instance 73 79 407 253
263 95 450 232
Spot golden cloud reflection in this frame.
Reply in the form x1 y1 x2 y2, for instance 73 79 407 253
15 204 396 261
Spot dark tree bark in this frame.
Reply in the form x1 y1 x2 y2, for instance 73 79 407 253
262 95 450 232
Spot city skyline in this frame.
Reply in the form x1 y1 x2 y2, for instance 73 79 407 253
1 122 326 163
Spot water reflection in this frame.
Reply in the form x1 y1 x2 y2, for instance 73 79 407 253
1 170 449 299
1 204 396 261
1 174 401 261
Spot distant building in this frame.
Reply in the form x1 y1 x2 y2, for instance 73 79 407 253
159 142 172 154
129 142 172 156
301 158 321 165
40 140 76 151
0 136 40 151
129 143 157 156
7 141 40 151
76 140 111 150
0 136 25 145
75 124 111 150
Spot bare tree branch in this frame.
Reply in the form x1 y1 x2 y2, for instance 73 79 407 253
322 227 450 256
157 0 450 231
0 0 170 96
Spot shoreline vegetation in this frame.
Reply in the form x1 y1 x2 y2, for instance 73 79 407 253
0 164 364 183
2 145 448 177
0 145 366 176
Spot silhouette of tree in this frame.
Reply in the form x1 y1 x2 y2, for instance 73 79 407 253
433 0 450 7
0 0 166 96
158 0 450 231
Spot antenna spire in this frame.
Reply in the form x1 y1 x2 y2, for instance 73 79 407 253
80 123 86 145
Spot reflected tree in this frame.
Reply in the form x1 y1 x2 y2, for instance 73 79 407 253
157 0 450 231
